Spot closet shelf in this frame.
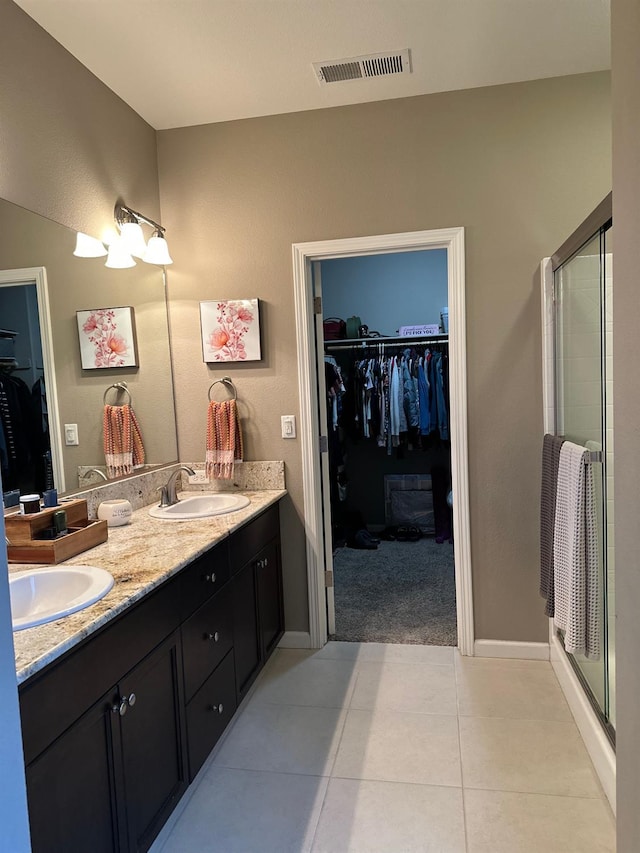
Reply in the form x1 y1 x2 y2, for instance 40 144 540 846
325 333 448 351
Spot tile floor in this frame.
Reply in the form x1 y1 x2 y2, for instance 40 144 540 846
152 642 615 853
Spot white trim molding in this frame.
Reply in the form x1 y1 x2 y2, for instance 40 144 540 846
278 631 312 649
474 639 550 661
0 267 65 493
292 228 474 654
550 630 616 812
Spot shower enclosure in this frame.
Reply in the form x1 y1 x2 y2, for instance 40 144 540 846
550 193 615 741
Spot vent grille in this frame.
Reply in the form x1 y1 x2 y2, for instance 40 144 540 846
313 49 411 86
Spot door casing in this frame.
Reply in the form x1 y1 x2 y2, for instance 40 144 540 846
292 227 474 653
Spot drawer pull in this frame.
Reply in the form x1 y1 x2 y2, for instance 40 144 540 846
205 631 220 643
204 572 217 583
208 703 224 715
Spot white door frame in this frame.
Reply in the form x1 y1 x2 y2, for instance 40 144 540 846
0 267 65 493
292 227 474 654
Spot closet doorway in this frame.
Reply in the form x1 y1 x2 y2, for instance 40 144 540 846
318 251 456 645
292 228 473 654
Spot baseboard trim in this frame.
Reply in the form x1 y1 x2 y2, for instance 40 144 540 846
549 629 616 813
474 639 550 660
278 631 312 649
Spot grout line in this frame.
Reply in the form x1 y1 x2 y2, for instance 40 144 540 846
455 658 470 853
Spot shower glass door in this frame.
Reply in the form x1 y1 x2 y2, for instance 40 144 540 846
554 220 614 738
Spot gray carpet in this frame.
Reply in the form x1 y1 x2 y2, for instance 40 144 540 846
332 537 457 646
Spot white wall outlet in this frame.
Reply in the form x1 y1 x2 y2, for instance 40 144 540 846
64 423 79 446
188 470 210 485
281 415 296 439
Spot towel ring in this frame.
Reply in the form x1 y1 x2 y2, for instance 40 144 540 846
103 382 132 406
208 377 237 402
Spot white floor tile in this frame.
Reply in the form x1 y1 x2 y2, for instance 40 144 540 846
456 657 572 721
317 641 455 666
251 649 358 708
311 778 466 853
161 767 328 853
350 660 457 716
459 716 602 798
464 788 616 853
333 708 461 787
214 703 346 776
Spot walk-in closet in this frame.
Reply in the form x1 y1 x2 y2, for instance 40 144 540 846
317 249 457 646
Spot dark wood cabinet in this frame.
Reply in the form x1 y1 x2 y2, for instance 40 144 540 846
119 632 187 852
25 688 122 853
20 499 283 853
231 504 284 703
256 538 284 660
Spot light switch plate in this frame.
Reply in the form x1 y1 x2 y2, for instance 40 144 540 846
281 415 296 439
64 423 79 446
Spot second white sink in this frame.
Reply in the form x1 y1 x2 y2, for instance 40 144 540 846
10 565 114 631
148 493 250 521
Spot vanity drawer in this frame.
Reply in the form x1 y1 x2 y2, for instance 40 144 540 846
186 650 237 780
229 504 280 576
180 540 230 619
182 583 233 701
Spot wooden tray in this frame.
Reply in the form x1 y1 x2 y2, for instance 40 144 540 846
6 499 108 564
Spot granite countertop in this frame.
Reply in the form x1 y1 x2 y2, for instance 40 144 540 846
11 489 286 684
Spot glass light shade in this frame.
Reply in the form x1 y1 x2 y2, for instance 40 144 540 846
105 236 136 269
119 221 148 259
143 234 173 265
73 232 107 258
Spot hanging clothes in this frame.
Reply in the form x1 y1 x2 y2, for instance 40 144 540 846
0 370 42 492
332 343 449 450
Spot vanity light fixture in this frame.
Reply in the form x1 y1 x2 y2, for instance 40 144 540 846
73 201 173 267
114 201 173 266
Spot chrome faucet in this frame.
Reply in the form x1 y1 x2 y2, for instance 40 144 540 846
86 467 108 482
157 466 196 507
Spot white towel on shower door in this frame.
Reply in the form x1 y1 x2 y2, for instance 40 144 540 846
553 441 600 659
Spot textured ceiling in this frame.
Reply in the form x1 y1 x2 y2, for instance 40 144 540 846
14 0 610 130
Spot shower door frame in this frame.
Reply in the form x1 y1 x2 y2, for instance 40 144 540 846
540 191 615 812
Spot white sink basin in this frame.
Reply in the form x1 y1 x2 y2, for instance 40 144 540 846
148 493 250 521
10 565 114 631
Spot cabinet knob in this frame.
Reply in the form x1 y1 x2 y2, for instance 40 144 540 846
205 631 220 642
209 703 224 715
128 692 137 707
112 697 128 716
205 572 217 583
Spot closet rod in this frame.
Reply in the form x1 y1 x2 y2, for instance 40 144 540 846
325 334 448 351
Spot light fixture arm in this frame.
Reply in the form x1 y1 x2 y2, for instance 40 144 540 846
114 201 166 236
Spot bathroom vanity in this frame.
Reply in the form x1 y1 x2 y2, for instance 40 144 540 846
13 491 285 853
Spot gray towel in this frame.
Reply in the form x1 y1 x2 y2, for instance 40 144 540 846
553 441 600 660
540 434 564 616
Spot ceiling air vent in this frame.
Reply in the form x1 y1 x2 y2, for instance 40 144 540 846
313 49 411 86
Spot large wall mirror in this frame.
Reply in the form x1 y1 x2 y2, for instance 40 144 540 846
0 198 178 497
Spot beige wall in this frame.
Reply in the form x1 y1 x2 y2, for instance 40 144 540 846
157 72 611 636
0 0 160 239
612 0 640 847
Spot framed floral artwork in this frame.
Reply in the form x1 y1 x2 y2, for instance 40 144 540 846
76 306 139 369
200 299 261 362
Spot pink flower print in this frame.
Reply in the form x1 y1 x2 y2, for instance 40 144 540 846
236 306 253 323
105 333 127 356
83 315 98 334
209 328 230 350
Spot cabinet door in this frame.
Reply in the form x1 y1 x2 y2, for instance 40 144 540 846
231 559 260 701
26 689 123 853
119 631 187 853
256 539 284 660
